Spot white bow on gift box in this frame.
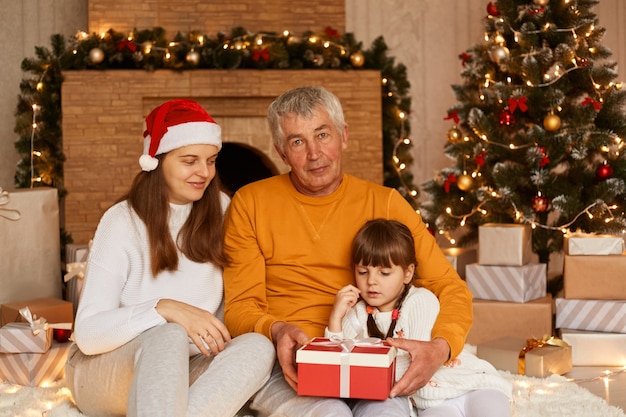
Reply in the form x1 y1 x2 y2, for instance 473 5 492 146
308 336 385 352
64 262 86 283
18 307 49 335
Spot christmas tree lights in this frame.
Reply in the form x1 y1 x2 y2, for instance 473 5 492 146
421 0 626 263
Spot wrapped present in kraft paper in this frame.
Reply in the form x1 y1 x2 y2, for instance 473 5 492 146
467 294 553 346
565 232 624 255
478 224 532 266
476 336 572 377
0 187 62 305
560 329 626 366
0 307 52 353
1 297 73 327
442 247 476 280
296 337 396 400
0 341 71 387
563 255 626 300
555 298 626 333
466 263 546 302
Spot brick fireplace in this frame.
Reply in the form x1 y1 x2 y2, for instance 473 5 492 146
61 69 383 243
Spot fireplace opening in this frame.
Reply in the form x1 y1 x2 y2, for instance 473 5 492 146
216 142 281 196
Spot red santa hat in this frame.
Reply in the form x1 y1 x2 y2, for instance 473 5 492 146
140 99 222 171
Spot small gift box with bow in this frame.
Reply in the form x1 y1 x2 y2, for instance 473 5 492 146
477 336 572 377
296 337 397 400
0 307 52 353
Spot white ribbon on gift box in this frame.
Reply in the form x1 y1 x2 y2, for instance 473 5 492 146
308 336 386 397
0 187 21 221
18 307 48 336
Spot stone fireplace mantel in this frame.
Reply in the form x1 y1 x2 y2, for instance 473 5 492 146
62 69 382 243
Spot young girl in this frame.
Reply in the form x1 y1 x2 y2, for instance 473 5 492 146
327 219 512 417
65 99 274 417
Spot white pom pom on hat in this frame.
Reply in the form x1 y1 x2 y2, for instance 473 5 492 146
140 99 222 171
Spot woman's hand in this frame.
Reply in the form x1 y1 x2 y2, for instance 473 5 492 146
156 299 231 356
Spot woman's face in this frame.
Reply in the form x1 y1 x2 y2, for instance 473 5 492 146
161 144 219 204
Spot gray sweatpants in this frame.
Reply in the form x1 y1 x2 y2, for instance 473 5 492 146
65 323 275 417
250 363 411 417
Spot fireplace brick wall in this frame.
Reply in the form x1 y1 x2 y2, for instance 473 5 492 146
62 69 383 244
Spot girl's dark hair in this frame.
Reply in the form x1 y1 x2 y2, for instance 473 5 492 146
351 219 417 339
121 154 228 276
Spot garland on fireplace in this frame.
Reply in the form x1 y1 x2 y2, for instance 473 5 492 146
13 26 417 217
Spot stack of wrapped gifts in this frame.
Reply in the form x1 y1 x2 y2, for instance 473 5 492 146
556 232 626 367
0 297 74 386
464 224 570 377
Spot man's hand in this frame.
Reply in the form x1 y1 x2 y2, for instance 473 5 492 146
385 337 450 397
271 322 310 391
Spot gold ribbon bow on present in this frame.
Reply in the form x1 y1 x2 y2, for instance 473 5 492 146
518 335 570 375
0 187 21 221
18 307 49 336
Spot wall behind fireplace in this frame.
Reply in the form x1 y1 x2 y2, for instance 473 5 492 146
62 69 383 244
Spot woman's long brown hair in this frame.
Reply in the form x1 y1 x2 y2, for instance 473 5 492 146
121 155 228 276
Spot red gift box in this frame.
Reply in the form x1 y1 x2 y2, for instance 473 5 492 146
296 337 396 400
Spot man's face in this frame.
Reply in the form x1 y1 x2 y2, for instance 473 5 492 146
275 106 348 197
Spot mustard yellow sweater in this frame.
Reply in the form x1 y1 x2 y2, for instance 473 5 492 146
223 173 472 359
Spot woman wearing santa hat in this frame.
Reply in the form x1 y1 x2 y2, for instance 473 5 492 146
65 99 274 417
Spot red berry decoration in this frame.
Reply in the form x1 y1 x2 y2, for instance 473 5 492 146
532 195 549 212
596 163 613 180
499 109 515 126
487 2 500 16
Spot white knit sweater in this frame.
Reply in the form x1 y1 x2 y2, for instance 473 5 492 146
326 286 512 409
73 193 229 356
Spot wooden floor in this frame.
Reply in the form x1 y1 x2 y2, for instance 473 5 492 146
567 366 626 411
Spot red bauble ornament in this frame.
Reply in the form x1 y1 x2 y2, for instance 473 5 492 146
596 163 613 180
532 195 550 212
487 2 500 16
53 328 72 343
499 109 515 126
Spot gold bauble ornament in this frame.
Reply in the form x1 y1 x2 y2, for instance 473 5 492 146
350 51 365 67
543 113 561 132
533 0 549 5
447 126 462 142
89 47 105 64
489 45 510 64
457 174 473 191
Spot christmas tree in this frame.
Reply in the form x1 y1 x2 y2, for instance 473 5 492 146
421 0 626 265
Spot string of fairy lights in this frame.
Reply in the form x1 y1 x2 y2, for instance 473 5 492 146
24 28 412 203
434 0 626 243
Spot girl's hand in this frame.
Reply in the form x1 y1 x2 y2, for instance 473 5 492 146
328 285 361 332
156 299 231 356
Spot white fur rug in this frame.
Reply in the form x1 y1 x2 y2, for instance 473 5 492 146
1 372 624 417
